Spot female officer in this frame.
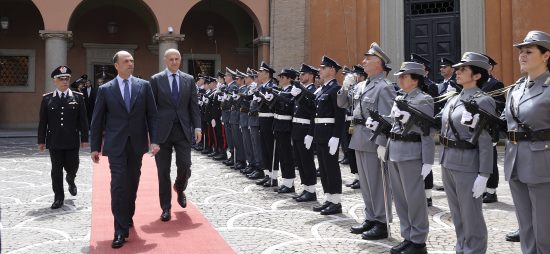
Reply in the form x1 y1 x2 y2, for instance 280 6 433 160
505 30 550 253
386 62 434 254
439 52 496 253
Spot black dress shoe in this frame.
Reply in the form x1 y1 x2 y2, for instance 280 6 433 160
263 179 278 187
505 229 520 242
161 209 171 222
241 166 254 174
295 191 317 202
401 242 427 254
213 153 227 161
320 202 342 215
226 161 235 167
390 240 411 254
313 201 331 212
256 176 270 185
361 222 388 240
483 192 498 203
426 198 432 207
292 191 306 199
201 148 212 154
51 200 63 209
67 177 77 196
207 151 218 157
111 234 126 249
177 191 187 208
340 158 350 164
350 180 360 189
350 219 376 234
277 186 295 194
235 162 246 170
345 179 357 187
248 170 265 180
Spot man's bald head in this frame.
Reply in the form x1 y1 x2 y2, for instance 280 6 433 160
164 49 182 73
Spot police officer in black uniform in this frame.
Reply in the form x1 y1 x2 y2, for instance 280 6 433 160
38 66 89 209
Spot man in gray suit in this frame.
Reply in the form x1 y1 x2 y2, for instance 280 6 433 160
90 51 159 248
149 49 201 222
339 43 395 240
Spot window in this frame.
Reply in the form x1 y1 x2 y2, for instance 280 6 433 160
0 49 36 92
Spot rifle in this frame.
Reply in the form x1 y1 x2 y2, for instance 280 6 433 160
461 99 507 144
366 108 392 142
394 98 438 136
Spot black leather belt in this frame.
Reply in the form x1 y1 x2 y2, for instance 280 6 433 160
240 108 249 113
248 111 259 117
390 132 421 142
440 136 477 149
353 118 366 125
507 130 550 143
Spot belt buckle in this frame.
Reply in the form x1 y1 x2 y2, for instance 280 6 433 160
443 137 449 147
512 132 517 144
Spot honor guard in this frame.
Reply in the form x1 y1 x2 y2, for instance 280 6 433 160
387 62 435 254
340 43 395 239
309 55 346 215
235 69 255 173
254 62 280 187
245 68 266 180
220 68 238 166
504 30 550 253
439 52 496 253
38 66 89 209
289 64 319 202
435 57 460 114
266 68 296 193
228 70 247 170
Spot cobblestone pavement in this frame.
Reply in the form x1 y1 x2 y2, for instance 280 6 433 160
1 137 521 253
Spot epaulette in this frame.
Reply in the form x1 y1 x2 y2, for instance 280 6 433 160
73 91 83 95
544 76 550 86
43 92 53 97
383 79 393 86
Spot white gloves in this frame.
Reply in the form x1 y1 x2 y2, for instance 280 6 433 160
211 119 216 127
253 95 262 102
304 135 313 150
218 93 227 102
365 117 379 131
290 86 302 97
377 145 387 162
198 100 203 106
328 137 340 155
460 111 480 128
265 93 274 101
421 164 432 180
248 89 255 96
232 93 240 100
342 74 356 90
472 175 489 198
203 97 209 104
390 104 410 123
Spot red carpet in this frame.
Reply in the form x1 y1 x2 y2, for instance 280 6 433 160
89 155 235 254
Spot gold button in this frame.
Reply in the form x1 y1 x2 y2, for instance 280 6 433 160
546 145 548 149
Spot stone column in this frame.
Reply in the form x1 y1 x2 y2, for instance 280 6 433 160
153 33 185 71
39 30 72 92
254 36 271 66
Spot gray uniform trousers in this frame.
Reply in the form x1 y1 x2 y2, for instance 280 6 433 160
222 110 233 151
442 167 487 254
248 116 263 168
355 149 392 223
230 111 246 162
503 73 550 254
388 160 428 243
240 112 255 166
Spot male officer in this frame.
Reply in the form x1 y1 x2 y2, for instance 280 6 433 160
82 79 97 125
38 65 89 209
229 70 247 170
238 69 258 175
220 68 238 166
309 56 346 215
246 68 266 180
342 43 395 239
266 68 296 193
205 77 226 161
289 64 318 201
480 54 505 203
254 62 280 187
435 57 460 114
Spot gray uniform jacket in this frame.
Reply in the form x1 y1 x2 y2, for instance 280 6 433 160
387 88 435 164
439 87 496 174
504 71 550 184
337 72 396 152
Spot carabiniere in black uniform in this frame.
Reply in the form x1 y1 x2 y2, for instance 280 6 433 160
38 65 89 209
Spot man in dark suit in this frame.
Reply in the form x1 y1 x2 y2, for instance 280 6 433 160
90 51 159 249
38 65 88 209
150 49 201 222
82 80 97 125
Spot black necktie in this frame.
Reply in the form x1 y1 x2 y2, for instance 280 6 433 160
171 74 179 105
61 92 65 100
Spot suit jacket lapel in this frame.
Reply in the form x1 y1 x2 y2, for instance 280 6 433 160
177 70 185 105
109 79 126 110
130 77 142 111
519 82 546 105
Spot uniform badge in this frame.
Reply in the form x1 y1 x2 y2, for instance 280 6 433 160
59 66 67 73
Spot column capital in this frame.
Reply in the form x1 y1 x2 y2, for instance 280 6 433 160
39 30 73 40
153 33 185 43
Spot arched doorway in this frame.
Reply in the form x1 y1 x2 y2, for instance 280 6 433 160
0 0 44 128
181 0 259 77
67 0 158 85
